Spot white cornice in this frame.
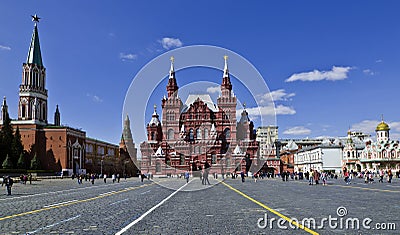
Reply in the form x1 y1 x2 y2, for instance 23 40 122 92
19 92 48 100
11 119 47 125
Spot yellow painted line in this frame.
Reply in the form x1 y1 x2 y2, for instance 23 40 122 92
292 180 400 193
334 184 399 193
221 181 319 235
0 183 155 221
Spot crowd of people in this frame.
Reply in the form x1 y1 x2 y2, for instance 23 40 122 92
71 173 126 185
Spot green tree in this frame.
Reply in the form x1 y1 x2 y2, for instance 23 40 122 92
0 113 13 165
17 153 26 169
30 153 41 170
2 154 13 169
11 126 24 167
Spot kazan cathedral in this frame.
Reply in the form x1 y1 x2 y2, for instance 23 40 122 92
343 118 400 172
140 57 259 175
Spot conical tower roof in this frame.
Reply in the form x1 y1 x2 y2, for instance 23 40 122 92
26 16 43 67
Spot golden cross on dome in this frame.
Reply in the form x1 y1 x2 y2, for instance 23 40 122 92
154 104 157 110
381 114 384 122
170 56 174 63
243 102 246 109
224 55 228 61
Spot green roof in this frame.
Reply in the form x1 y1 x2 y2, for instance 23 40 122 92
26 24 43 67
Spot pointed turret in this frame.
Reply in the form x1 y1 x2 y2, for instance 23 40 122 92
54 105 60 126
166 56 178 98
221 55 232 97
26 22 43 67
1 96 8 121
149 105 161 126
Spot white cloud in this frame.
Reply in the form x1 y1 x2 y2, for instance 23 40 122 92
286 66 352 82
351 120 400 139
351 120 379 134
206 86 220 94
0 45 11 50
237 105 296 118
160 37 183 50
283 126 312 135
375 59 383 63
87 94 103 103
363 69 375 76
257 89 295 104
119 53 137 61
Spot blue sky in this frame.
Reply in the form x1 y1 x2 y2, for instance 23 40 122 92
1 1 400 145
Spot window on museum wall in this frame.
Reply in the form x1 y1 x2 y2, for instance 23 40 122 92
180 154 185 165
212 154 217 164
224 128 231 139
204 128 209 139
196 128 202 139
189 129 194 141
168 129 174 140
151 132 155 140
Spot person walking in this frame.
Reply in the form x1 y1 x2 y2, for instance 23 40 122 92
3 176 13 196
140 173 146 182
103 174 107 183
388 169 393 183
240 171 245 183
309 170 314 185
91 174 95 184
203 162 211 185
184 170 190 183
112 174 116 183
314 170 320 185
378 170 384 183
321 172 327 186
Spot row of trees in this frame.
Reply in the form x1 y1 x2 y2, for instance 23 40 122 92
0 113 40 170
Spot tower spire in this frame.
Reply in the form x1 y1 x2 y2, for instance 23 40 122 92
1 96 8 121
54 105 60 126
166 56 178 98
223 55 229 78
27 15 43 67
221 55 232 97
169 56 175 77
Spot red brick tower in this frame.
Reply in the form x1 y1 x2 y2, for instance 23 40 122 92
162 57 183 142
18 15 48 125
217 56 237 143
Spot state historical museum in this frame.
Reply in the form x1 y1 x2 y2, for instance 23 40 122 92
140 57 259 175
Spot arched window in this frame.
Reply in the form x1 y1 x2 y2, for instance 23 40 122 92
156 162 161 172
180 154 185 165
347 151 350 158
151 132 155 140
21 105 26 118
167 129 174 140
204 128 209 139
189 129 194 141
42 104 46 120
212 154 217 164
224 128 231 139
196 128 202 139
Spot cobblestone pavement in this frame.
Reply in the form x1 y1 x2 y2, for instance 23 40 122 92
0 176 398 234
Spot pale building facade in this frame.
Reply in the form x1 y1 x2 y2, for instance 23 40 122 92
358 120 400 171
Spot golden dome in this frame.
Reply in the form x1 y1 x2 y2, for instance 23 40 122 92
376 121 390 131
